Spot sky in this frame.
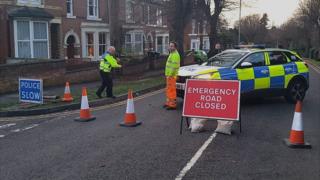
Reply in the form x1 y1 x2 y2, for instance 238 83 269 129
222 0 301 27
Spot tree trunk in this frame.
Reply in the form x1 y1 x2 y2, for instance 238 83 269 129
208 15 219 58
199 20 203 50
109 0 121 53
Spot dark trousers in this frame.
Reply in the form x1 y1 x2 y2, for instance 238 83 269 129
96 70 113 97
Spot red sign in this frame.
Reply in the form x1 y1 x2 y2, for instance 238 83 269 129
182 79 240 121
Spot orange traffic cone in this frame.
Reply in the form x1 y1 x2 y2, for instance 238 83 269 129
74 87 96 122
283 100 311 148
120 89 142 127
62 82 73 102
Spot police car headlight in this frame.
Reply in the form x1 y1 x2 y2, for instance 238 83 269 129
194 74 211 79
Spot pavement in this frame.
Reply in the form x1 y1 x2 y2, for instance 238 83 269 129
0 69 164 117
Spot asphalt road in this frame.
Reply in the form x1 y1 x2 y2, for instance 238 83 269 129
0 66 319 180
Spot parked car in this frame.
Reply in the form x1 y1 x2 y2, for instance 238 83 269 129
176 48 309 103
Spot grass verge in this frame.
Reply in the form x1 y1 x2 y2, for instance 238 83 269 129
0 76 165 111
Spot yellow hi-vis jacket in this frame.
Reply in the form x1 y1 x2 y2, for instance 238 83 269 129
165 50 180 77
100 53 121 73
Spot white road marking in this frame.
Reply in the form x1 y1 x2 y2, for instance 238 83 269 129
0 89 165 122
0 123 16 129
10 124 39 133
22 124 39 130
0 135 5 138
175 132 217 180
11 129 21 133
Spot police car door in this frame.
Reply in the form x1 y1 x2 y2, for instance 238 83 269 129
236 52 268 93
266 51 288 89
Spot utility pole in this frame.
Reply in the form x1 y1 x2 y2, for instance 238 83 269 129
238 0 242 44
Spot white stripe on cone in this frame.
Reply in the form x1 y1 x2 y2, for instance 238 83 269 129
65 85 70 93
291 112 303 131
126 99 134 113
81 95 89 109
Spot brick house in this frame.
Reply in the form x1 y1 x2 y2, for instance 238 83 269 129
184 17 210 52
113 0 169 56
0 0 169 64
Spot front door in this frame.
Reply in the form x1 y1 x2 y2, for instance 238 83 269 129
67 35 75 59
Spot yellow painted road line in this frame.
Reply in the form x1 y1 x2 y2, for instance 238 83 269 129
0 89 165 122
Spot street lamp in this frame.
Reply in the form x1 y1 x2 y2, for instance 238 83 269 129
238 0 242 44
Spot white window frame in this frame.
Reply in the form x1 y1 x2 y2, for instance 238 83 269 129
85 32 95 57
155 34 169 55
147 5 150 25
190 38 200 50
203 21 207 35
191 19 196 34
87 0 100 20
125 0 134 23
67 0 76 18
124 31 143 55
203 37 210 51
81 26 110 60
14 20 49 59
98 32 107 56
156 8 162 26
17 0 43 7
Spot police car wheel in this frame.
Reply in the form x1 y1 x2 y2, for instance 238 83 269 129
285 79 306 104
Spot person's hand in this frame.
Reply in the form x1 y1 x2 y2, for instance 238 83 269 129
116 58 120 63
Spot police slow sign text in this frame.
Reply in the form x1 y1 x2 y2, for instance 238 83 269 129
182 79 240 121
19 78 43 104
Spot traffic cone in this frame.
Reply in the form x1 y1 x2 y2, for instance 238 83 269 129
120 89 142 127
283 100 311 149
74 87 96 122
62 82 73 102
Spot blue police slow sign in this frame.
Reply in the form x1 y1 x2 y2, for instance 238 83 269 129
19 78 43 104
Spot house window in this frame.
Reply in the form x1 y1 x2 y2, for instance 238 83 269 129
156 34 169 54
156 9 162 26
86 33 94 57
203 21 207 34
99 32 107 56
192 19 196 34
14 20 48 58
125 32 143 55
203 38 210 51
190 39 200 50
18 0 42 6
67 0 73 16
88 0 98 18
126 0 134 23
147 5 150 24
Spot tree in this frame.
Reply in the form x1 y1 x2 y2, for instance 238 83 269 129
109 0 122 53
165 0 195 65
197 0 237 57
259 13 269 29
298 0 320 47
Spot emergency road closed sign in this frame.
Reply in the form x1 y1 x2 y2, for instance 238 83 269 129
182 79 240 121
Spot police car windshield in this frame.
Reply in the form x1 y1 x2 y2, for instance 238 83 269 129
205 51 248 67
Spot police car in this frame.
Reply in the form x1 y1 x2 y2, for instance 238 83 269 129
176 48 309 103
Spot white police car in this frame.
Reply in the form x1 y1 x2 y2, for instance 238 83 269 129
176 48 309 103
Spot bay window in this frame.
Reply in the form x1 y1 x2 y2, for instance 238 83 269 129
14 20 49 58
